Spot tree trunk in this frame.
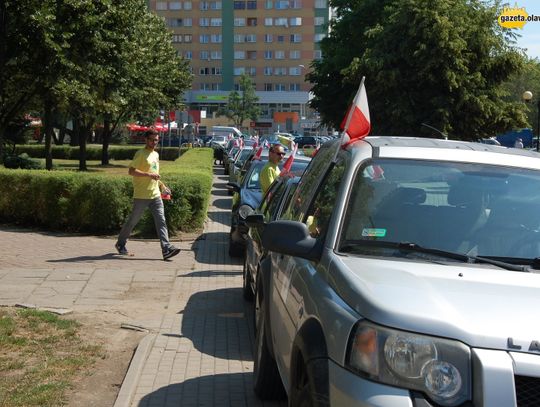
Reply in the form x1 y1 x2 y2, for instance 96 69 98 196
101 117 111 165
78 120 88 171
70 121 79 146
43 104 54 170
0 127 4 164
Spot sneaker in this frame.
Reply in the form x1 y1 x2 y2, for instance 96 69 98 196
115 242 129 255
163 246 181 260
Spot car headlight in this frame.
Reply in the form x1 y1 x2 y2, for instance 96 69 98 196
346 321 471 406
238 204 254 220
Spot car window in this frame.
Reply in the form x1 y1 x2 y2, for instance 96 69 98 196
261 180 286 219
339 158 540 258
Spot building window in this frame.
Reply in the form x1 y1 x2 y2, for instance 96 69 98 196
211 51 222 59
234 34 245 43
264 67 273 75
314 16 325 26
247 50 257 59
274 67 287 75
275 0 289 9
247 17 257 26
200 50 210 60
200 18 210 27
200 1 209 10
234 18 246 26
264 83 273 91
200 34 210 43
169 2 182 10
275 17 288 26
210 1 222 9
264 50 273 59
184 51 192 59
183 18 192 26
277 35 285 43
246 67 257 76
276 83 287 91
247 0 257 9
290 83 301 91
289 50 300 59
184 1 192 10
234 51 246 59
264 34 273 43
314 33 326 42
234 1 246 9
289 17 302 26
275 50 285 59
314 50 322 59
184 34 192 43
265 0 273 9
290 0 301 9
211 34 222 43
315 0 327 8
265 18 273 26
172 34 183 43
210 18 222 26
290 34 302 43
289 66 302 75
245 34 256 42
234 67 246 75
168 18 185 27
156 2 167 10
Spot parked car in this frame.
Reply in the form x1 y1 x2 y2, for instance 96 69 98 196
227 155 311 257
253 136 540 406
210 134 228 149
243 176 301 300
227 147 258 186
293 135 320 149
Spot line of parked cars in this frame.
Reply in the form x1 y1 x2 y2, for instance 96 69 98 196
231 135 540 406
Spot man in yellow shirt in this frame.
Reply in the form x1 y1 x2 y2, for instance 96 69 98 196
116 130 181 260
260 144 285 194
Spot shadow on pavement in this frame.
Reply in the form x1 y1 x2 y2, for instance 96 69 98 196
178 270 242 278
206 211 228 226
138 372 287 407
213 198 232 210
47 253 162 262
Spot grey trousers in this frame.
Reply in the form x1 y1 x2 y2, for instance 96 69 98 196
117 198 172 253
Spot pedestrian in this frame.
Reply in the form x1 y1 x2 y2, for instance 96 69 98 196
115 129 181 260
260 144 285 194
514 138 524 149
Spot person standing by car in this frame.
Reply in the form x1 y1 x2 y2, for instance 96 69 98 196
115 129 181 261
514 138 524 149
260 144 285 194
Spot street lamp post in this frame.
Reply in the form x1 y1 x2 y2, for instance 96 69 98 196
522 91 539 151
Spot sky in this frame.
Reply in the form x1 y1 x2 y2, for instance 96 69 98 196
510 0 540 59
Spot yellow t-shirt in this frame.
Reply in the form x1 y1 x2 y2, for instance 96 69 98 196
260 162 280 194
130 148 160 199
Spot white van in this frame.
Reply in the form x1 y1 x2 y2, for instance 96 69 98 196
211 126 242 139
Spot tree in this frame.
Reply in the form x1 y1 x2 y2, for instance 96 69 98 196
309 0 528 139
218 74 260 129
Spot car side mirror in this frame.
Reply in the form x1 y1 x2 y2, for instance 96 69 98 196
227 182 241 193
262 220 322 262
246 213 265 228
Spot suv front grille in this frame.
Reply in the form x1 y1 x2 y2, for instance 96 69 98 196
515 375 540 407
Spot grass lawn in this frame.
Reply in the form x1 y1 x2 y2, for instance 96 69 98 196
0 307 102 406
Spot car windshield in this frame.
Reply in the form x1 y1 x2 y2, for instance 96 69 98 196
247 160 310 190
339 159 540 261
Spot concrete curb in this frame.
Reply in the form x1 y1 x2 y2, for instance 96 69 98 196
113 333 157 407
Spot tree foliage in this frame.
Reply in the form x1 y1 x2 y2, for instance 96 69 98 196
309 0 528 139
218 74 260 128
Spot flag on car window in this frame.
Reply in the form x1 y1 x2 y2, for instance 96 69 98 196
252 146 263 160
281 142 298 175
340 77 370 146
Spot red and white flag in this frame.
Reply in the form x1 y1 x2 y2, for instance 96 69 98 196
252 146 263 160
280 142 298 176
340 77 370 146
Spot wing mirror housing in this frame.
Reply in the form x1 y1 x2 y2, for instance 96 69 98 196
261 220 322 262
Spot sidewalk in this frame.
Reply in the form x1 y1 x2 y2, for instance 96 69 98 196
0 166 286 407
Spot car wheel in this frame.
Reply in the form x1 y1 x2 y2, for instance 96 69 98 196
228 230 244 257
253 283 286 400
242 257 254 301
289 359 330 407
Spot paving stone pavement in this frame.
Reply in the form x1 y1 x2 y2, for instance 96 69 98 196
0 166 286 407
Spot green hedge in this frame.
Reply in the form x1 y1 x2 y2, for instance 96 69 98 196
14 144 185 161
0 148 214 235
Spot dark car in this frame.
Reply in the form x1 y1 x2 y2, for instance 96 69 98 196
293 135 320 148
242 176 301 300
226 155 311 257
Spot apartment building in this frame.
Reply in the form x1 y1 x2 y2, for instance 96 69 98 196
149 0 331 134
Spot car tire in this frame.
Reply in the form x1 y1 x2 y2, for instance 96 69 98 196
289 359 330 407
228 231 244 257
253 283 286 400
242 257 254 301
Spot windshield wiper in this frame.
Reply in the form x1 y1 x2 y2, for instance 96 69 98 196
340 240 527 272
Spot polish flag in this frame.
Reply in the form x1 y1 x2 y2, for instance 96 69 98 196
252 146 263 160
280 142 298 176
340 77 370 146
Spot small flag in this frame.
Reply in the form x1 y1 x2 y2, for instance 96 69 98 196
280 142 298 175
340 77 370 146
252 146 263 160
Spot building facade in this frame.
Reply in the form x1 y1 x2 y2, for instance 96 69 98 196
149 0 331 135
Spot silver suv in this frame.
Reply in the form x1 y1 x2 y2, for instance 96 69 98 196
254 137 540 406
